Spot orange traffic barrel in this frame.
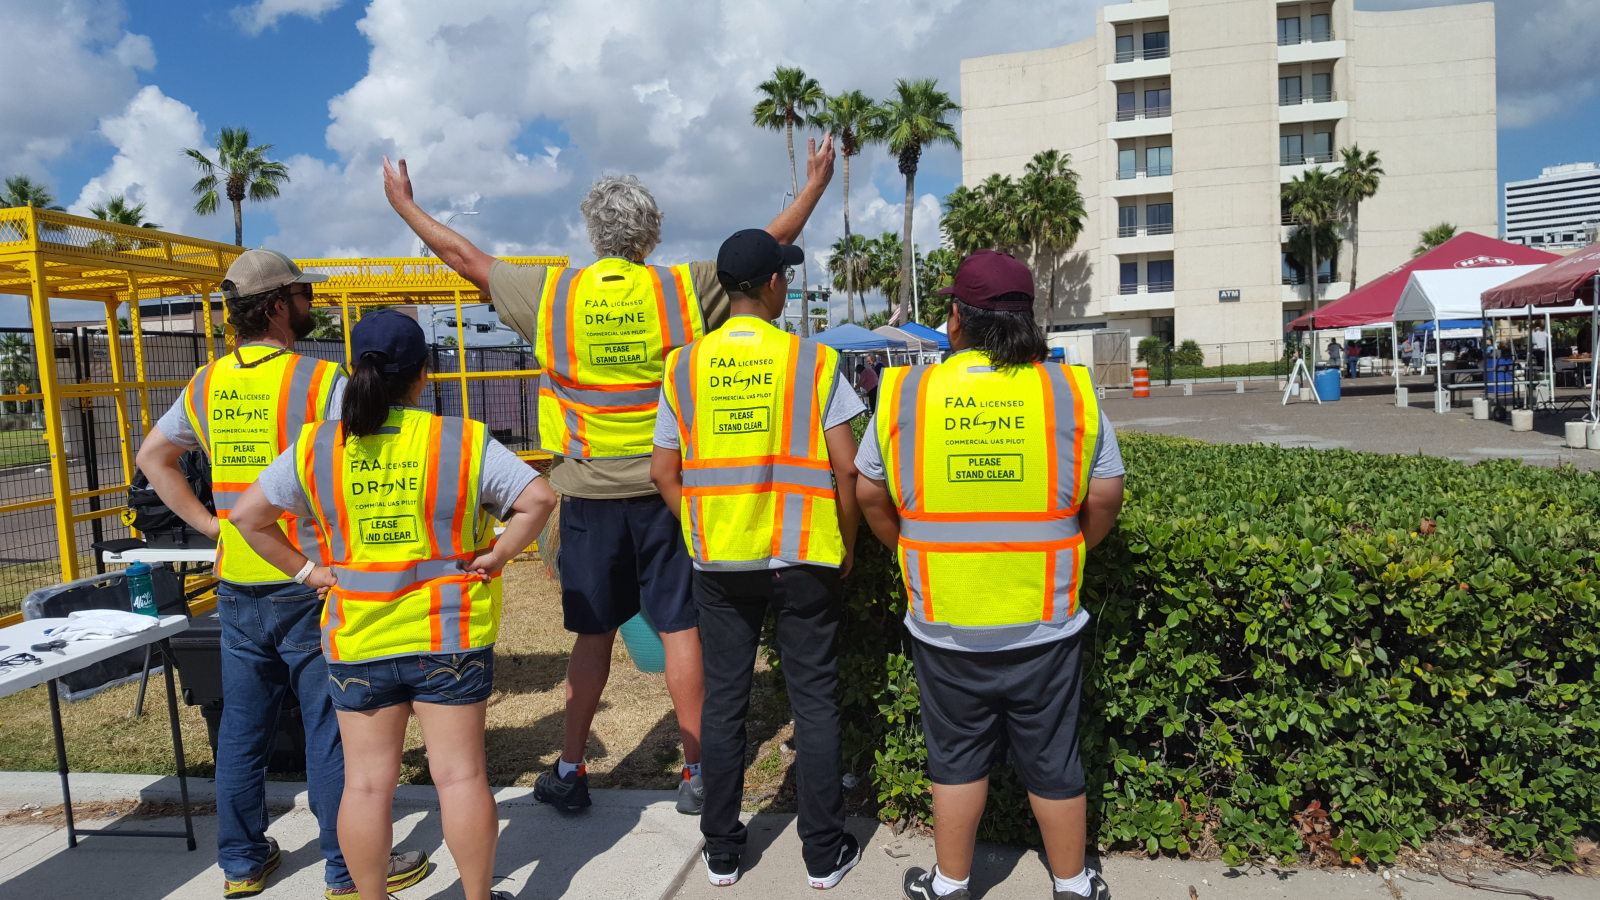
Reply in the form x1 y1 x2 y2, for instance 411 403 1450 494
1133 368 1150 398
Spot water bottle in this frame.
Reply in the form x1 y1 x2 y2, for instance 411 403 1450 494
126 561 158 618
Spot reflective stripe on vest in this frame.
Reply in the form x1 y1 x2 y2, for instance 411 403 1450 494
876 352 1100 628
664 317 844 566
184 345 341 584
294 409 499 663
534 258 704 458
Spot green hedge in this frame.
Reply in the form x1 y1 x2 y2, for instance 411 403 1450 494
841 432 1600 864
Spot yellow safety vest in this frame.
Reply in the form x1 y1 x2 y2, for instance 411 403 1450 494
294 409 499 663
184 344 343 585
874 350 1100 628
535 257 705 458
663 317 844 566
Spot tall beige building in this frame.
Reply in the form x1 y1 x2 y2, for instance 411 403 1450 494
960 0 1498 349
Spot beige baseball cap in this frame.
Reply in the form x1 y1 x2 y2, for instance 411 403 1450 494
221 249 328 299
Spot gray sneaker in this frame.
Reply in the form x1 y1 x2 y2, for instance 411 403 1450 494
1053 869 1111 900
676 768 704 815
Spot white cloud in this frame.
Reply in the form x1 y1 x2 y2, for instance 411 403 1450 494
0 1 153 182
68 87 210 237
232 0 346 34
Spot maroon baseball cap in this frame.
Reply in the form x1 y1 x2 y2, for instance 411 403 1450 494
937 249 1034 311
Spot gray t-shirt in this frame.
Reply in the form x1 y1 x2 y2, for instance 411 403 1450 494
256 411 540 524
854 406 1125 653
157 353 347 452
652 326 868 571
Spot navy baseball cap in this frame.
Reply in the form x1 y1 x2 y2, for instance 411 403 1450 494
350 309 428 373
717 229 805 293
937 249 1035 311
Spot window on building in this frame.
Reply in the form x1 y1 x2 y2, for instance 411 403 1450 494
1278 17 1301 46
1142 30 1169 59
1282 252 1301 284
1312 131 1333 162
1280 134 1304 166
1118 90 1135 121
1152 316 1175 346
1116 34 1135 62
1144 87 1171 117
1119 205 1138 236
1281 198 1293 225
1120 261 1140 293
1311 72 1332 102
1146 145 1173 177
1147 259 1174 292
1118 148 1137 180
1310 13 1331 41
1279 76 1303 106
1147 203 1174 234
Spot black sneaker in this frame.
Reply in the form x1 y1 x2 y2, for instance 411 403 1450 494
903 867 971 900
490 892 516 900
676 767 704 815
533 763 592 812
1053 869 1111 900
807 832 861 889
703 848 741 886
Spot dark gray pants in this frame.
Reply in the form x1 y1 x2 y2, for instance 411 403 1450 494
695 565 844 875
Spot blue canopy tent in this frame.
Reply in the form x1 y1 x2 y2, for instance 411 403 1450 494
898 321 950 350
1413 319 1484 332
812 323 904 350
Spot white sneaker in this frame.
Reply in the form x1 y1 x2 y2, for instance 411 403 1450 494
704 848 740 887
806 833 861 890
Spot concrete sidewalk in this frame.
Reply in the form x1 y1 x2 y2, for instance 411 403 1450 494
5 774 1598 899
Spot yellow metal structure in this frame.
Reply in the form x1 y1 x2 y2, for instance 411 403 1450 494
295 255 564 454
0 206 566 625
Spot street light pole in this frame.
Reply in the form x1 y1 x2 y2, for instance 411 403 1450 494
418 210 480 257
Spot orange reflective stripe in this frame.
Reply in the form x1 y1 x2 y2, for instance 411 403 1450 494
770 494 784 558
778 335 799 451
423 417 444 556
1042 547 1057 620
917 549 934 622
682 454 829 470
670 265 694 342
1069 370 1091 500
451 424 472 553
798 494 814 559
899 508 1078 523
682 483 837 499
899 534 1084 554
648 266 672 347
910 367 932 512
564 269 582 383
275 362 298 449
693 495 710 557
331 429 350 549
1039 364 1059 510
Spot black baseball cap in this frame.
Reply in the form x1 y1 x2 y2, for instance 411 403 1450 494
936 249 1035 311
717 229 805 293
350 309 429 373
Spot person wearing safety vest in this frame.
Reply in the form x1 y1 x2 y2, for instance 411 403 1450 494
136 250 431 900
381 136 838 815
231 310 557 900
651 228 866 890
855 251 1126 900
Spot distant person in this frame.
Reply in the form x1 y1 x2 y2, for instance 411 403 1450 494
858 357 880 413
1346 341 1361 378
1326 338 1340 369
1409 336 1424 373
383 136 837 817
1532 326 1549 358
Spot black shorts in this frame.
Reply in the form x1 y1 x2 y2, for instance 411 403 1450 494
557 494 697 634
910 632 1086 800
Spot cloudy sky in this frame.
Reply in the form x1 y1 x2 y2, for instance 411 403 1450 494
6 0 1599 328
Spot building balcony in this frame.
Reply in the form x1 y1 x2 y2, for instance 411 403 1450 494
1277 29 1334 47
1120 280 1174 295
1280 154 1336 182
1107 226 1175 255
1107 172 1174 198
1278 37 1346 64
1105 289 1176 314
1108 109 1173 139
1280 96 1347 125
1105 0 1168 24
1107 54 1170 82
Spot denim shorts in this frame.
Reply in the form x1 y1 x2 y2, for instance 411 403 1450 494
326 648 495 712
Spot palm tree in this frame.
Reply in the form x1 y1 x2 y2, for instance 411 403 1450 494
919 247 961 326
827 233 872 323
866 231 904 318
183 127 291 246
1415 223 1457 257
813 90 876 325
1334 145 1384 291
866 78 960 324
1282 167 1340 312
1018 150 1085 330
1286 221 1340 291
752 67 826 335
2 175 65 211
89 195 160 230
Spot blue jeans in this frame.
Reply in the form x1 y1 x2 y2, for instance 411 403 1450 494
216 581 350 889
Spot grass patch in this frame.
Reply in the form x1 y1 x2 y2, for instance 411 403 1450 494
0 428 49 469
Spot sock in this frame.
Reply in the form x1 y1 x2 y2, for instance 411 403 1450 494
685 762 701 777
931 866 969 897
558 758 583 778
1053 867 1096 896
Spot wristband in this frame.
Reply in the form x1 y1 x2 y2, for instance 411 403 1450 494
292 560 316 584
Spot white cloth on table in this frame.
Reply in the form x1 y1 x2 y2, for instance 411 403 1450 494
46 610 160 642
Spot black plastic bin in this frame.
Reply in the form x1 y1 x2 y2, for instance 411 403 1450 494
168 610 308 773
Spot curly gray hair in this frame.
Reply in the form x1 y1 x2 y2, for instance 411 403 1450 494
579 175 663 261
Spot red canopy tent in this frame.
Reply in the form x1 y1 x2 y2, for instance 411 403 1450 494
1287 232 1561 331
1481 245 1600 423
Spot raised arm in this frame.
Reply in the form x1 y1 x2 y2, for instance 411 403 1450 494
383 156 496 292
765 134 836 245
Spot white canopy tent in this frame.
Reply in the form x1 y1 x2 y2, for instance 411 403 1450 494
1393 266 1546 412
